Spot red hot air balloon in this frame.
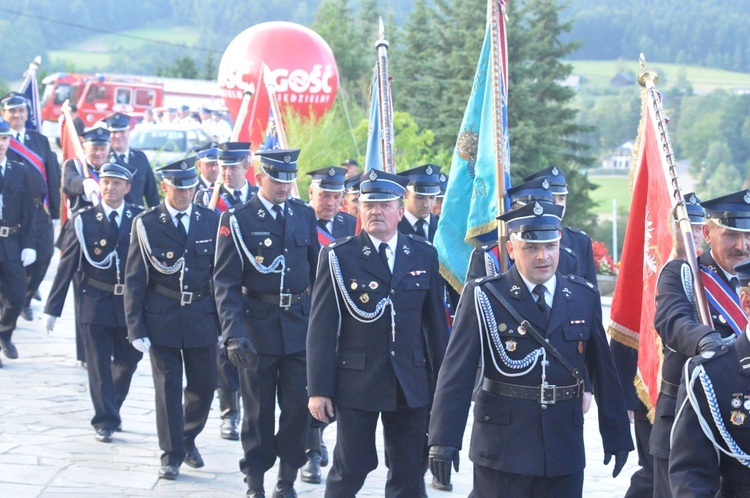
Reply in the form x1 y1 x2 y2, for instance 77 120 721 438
218 21 339 148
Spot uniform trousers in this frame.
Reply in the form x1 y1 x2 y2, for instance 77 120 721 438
149 343 217 466
82 323 142 430
0 258 27 341
217 347 240 392
239 351 308 476
24 217 54 308
470 465 584 498
325 401 428 498
625 411 654 498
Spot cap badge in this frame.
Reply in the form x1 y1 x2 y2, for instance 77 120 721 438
425 165 433 175
688 194 697 204
551 166 559 176
744 191 750 204
440 173 446 182
284 154 291 164
542 178 550 189
533 202 543 216
96 128 103 135
180 161 187 170
369 170 378 181
328 167 336 176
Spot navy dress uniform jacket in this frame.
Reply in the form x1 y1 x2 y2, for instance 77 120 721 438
328 211 356 239
45 203 141 326
397 215 438 243
7 130 61 220
651 251 738 459
669 335 750 496
0 159 34 260
124 203 219 349
108 149 160 208
306 231 449 412
63 159 100 214
213 195 319 355
561 226 597 285
429 267 633 477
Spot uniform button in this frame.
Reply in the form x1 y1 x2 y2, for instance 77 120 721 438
416 283 420 287
184 285 188 289
284 249 289 253
184 268 189 272
541 405 548 410
484 415 489 421
390 351 395 356
342 361 346 365
286 268 290 273
390 290 395 295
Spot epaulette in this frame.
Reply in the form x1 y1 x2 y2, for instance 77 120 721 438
478 241 499 251
475 274 502 285
194 203 214 213
288 197 313 208
327 235 354 249
566 274 597 292
690 345 731 366
226 201 254 215
78 205 95 215
561 246 575 255
407 233 432 246
143 206 159 215
565 226 588 236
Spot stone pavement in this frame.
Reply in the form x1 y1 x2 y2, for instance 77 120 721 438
0 249 637 497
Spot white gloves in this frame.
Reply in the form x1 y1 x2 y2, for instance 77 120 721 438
132 337 151 354
218 335 224 348
82 178 100 202
21 248 37 266
44 314 57 334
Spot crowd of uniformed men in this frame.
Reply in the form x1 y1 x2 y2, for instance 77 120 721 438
0 88 748 498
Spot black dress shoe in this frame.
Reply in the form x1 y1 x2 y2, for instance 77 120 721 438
1 340 18 359
271 480 297 498
184 447 204 468
159 464 179 480
95 428 113 443
247 490 266 498
432 475 453 491
220 417 239 440
115 423 122 432
21 306 33 321
320 439 329 467
33 290 42 301
300 453 321 484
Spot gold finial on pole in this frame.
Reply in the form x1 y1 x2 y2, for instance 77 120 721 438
638 53 659 88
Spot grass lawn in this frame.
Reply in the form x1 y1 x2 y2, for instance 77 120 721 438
568 60 750 93
588 174 632 217
47 50 112 71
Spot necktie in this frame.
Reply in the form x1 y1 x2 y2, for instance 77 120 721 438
272 205 285 228
318 219 331 234
118 153 127 164
731 276 740 294
15 133 20 142
175 212 188 241
109 211 119 235
0 166 4 193
533 284 550 322
234 189 242 204
414 219 427 239
379 242 391 273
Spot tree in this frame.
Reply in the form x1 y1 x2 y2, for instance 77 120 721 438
157 55 200 79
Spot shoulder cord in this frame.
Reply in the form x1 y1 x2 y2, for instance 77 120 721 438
135 217 185 290
474 286 543 377
484 251 499 277
75 215 120 284
681 262 737 346
328 248 397 342
229 213 286 295
679 360 750 466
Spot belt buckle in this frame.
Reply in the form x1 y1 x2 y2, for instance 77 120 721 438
180 291 194 306
540 384 557 405
0 227 9 237
279 293 292 308
113 284 124 296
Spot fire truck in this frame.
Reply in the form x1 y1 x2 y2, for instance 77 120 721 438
39 72 224 139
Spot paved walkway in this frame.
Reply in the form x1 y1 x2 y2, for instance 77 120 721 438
0 251 637 496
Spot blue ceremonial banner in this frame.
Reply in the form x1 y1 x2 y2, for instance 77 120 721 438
19 69 41 132
433 0 510 292
364 66 382 173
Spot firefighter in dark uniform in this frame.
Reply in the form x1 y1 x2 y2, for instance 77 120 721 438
523 166 597 285
124 157 219 480
214 148 319 498
195 142 256 442
193 144 219 198
1 92 61 323
432 172 448 217
466 177 591 282
651 190 750 497
0 118 35 364
307 170 450 498
300 166 355 485
428 202 633 497
340 175 360 218
102 112 160 208
43 162 143 442
669 257 750 497
62 126 112 364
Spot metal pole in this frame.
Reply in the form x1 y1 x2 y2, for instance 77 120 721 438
612 198 618 262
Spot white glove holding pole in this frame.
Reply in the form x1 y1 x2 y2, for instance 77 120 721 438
21 248 37 266
44 314 57 334
82 178 101 203
132 337 151 354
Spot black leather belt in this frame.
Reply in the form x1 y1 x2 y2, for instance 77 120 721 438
150 283 210 306
482 377 583 405
0 225 21 237
660 380 680 398
82 275 124 295
720 479 750 498
243 288 308 308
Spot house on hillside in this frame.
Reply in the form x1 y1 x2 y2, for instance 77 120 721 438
559 74 581 92
610 72 635 88
602 141 633 170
